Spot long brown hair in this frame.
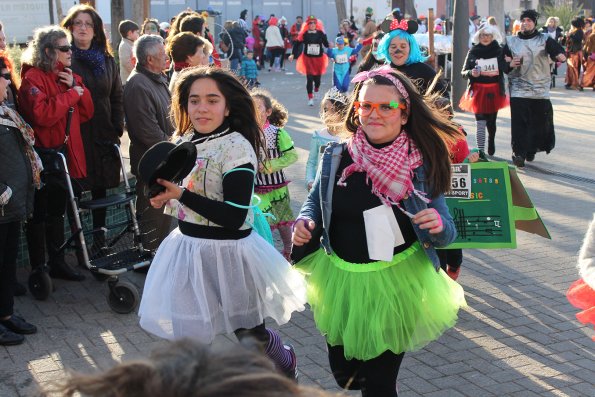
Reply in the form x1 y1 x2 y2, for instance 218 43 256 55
171 66 265 158
61 4 113 56
344 70 462 196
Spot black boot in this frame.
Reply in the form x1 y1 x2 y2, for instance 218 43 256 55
487 128 496 156
46 215 85 281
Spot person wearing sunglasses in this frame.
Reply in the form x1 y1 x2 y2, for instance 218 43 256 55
18 25 94 284
61 4 124 254
292 66 465 396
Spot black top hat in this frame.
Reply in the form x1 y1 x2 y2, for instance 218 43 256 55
138 141 197 198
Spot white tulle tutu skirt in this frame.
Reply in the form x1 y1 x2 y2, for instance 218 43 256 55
138 228 307 343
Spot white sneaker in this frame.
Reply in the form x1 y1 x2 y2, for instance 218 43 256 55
308 98 314 106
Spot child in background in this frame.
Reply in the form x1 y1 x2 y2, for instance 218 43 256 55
252 90 298 260
118 20 140 85
305 87 348 191
241 50 259 89
327 36 361 92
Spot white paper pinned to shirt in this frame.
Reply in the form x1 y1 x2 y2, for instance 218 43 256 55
363 205 405 261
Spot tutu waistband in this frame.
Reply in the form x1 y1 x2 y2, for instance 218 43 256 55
329 242 418 272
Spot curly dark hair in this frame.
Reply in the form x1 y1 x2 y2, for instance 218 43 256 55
344 70 463 196
251 89 288 128
171 66 265 159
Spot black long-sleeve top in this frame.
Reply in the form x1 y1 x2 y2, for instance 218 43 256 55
292 30 329 58
461 40 507 95
329 146 417 264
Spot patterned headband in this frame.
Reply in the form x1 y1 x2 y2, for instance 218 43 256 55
351 65 410 110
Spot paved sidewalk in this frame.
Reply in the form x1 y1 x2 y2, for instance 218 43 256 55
2 67 595 397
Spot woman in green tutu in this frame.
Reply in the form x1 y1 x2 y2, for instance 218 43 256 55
292 65 467 397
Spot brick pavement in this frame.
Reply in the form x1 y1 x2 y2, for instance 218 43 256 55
2 66 595 397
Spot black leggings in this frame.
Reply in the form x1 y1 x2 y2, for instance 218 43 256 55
306 74 321 95
328 344 405 397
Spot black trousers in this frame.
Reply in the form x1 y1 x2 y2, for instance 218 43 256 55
306 74 321 95
31 182 68 223
268 47 285 68
510 97 555 158
328 344 405 397
438 248 463 271
0 221 20 317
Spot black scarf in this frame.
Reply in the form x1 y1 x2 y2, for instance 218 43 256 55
72 43 106 76
470 40 501 58
518 29 540 40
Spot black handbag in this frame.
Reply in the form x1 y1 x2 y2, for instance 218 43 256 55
36 107 73 184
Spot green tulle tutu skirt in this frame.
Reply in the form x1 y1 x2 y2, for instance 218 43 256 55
257 186 294 228
296 243 466 360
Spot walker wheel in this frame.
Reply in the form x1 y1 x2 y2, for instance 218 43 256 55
28 268 53 301
107 281 139 314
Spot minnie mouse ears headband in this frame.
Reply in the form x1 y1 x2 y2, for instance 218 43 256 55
383 18 419 35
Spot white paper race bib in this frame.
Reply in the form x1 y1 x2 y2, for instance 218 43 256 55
307 44 320 56
476 57 499 77
363 205 405 261
335 53 348 63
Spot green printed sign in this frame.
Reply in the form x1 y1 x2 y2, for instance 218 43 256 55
443 161 522 248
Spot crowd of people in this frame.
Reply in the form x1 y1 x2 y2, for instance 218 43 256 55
0 4 594 397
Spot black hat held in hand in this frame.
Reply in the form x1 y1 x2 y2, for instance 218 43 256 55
138 141 197 199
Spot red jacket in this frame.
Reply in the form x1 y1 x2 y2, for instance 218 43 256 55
18 63 94 178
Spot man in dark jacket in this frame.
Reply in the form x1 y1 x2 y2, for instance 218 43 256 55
123 35 175 251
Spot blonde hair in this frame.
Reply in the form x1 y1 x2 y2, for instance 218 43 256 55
472 24 502 44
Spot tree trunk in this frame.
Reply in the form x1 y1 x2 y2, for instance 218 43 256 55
55 0 64 22
405 0 417 18
451 0 470 111
131 0 144 26
111 0 125 50
335 0 347 24
488 0 505 41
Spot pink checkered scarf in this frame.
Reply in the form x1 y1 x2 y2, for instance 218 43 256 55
338 127 427 209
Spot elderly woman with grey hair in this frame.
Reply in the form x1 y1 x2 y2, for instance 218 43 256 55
18 25 94 286
123 34 175 251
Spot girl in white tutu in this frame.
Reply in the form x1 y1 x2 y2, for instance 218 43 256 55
138 66 306 379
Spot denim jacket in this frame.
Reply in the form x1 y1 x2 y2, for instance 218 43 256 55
297 142 457 271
